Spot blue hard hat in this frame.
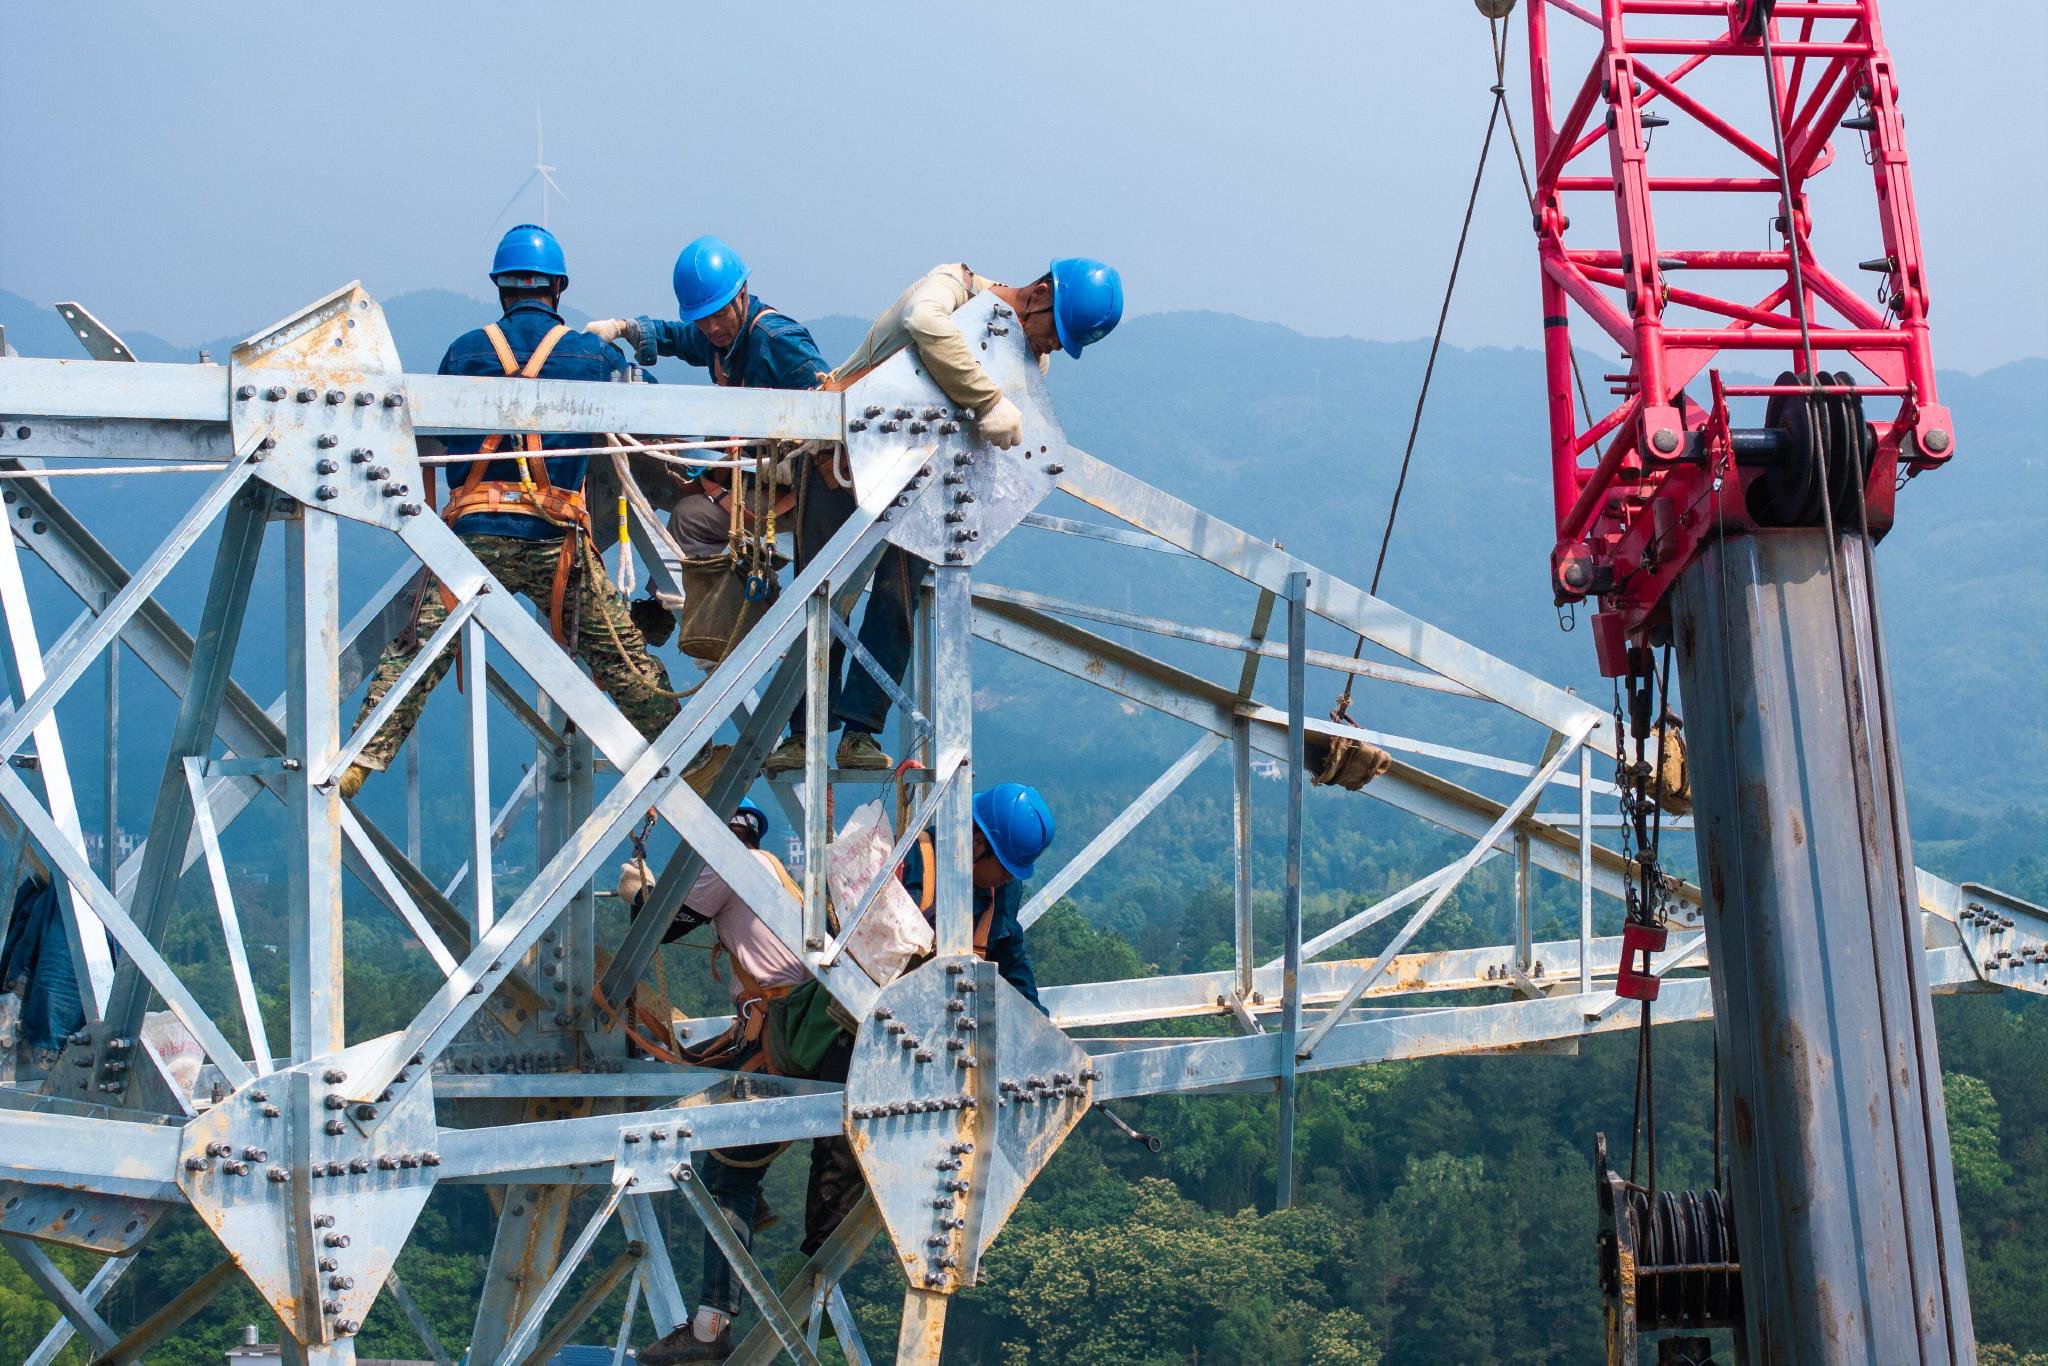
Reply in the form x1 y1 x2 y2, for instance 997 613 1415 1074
672 235 750 323
972 783 1055 881
730 798 769 842
1048 258 1124 359
491 224 567 285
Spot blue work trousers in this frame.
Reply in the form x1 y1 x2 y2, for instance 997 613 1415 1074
787 461 921 738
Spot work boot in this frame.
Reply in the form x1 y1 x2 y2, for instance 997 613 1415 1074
762 736 807 776
683 743 732 799
835 730 893 771
639 1323 733 1364
338 763 371 800
753 1195 780 1233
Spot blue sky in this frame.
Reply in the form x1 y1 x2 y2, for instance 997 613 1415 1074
4 1 2041 370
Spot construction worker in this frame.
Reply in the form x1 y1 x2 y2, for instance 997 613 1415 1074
899 782 1059 1009
628 800 860 1364
584 235 828 577
758 259 1126 777
338 226 679 798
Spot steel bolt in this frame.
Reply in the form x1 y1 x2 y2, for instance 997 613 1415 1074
399 1153 420 1168
881 420 901 433
314 1214 335 1228
326 1119 346 1136
383 393 403 408
945 549 966 563
268 1168 290 1183
330 1273 356 1289
873 1006 893 1020
324 389 345 405
317 433 339 448
421 1151 440 1166
185 1157 208 1171
366 465 391 480
398 502 423 517
236 384 257 400
348 1158 370 1174
915 1048 934 1062
243 1146 268 1161
264 386 288 401
316 458 339 474
207 1141 233 1157
353 391 374 406
864 405 884 418
1923 427 1951 454
324 1094 346 1111
324 1233 350 1248
223 1160 249 1176
324 1299 343 1315
350 447 374 463
1045 463 1065 476
378 1155 401 1169
381 482 407 497
296 388 316 403
932 1197 953 1209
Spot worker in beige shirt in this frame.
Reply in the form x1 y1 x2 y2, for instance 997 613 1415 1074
762 257 1125 775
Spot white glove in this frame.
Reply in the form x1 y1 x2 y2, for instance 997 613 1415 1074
980 395 1024 449
585 318 635 345
616 857 653 904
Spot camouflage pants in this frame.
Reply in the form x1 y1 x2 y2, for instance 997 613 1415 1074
352 531 679 771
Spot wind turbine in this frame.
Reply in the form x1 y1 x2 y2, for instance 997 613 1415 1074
490 107 570 230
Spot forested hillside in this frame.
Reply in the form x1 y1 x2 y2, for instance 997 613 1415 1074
0 287 2041 1362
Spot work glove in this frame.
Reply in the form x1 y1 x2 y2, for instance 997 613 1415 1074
980 395 1024 450
617 857 653 906
584 318 639 346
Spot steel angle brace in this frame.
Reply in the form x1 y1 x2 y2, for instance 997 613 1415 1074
0 1107 182 1199
21 1250 132 1366
827 605 931 747
441 762 539 904
383 1271 454 1366
599 530 899 1012
0 443 260 765
0 757 252 1086
349 501 901 1107
1 1234 120 1356
1294 717 1598 1061
725 1195 885 1366
1091 973 1720 1103
101 486 272 1052
431 1089 844 1181
0 489 110 1018
618 1190 690 1341
1017 732 1223 930
673 1161 821 1365
319 584 486 785
972 594 1664 909
519 1240 646 1366
1054 449 1616 754
181 757 276 1069
497 1180 631 1364
1018 510 1197 559
976 582 1481 699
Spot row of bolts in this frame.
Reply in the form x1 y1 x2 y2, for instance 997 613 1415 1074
234 384 423 516
1963 902 2048 967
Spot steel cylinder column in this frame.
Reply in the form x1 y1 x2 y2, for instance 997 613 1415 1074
1670 530 1973 1364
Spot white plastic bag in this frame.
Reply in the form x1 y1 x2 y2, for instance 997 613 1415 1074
825 799 931 986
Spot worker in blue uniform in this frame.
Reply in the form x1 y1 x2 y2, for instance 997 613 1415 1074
898 782 1058 1010
586 238 911 772
341 225 677 798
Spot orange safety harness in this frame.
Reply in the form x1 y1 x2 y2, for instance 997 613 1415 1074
429 322 592 645
904 831 998 957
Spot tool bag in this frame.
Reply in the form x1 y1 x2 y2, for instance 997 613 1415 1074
1306 727 1394 791
677 552 772 664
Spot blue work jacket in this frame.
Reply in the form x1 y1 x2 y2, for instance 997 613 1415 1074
899 844 1042 1011
632 297 828 392
440 301 628 540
